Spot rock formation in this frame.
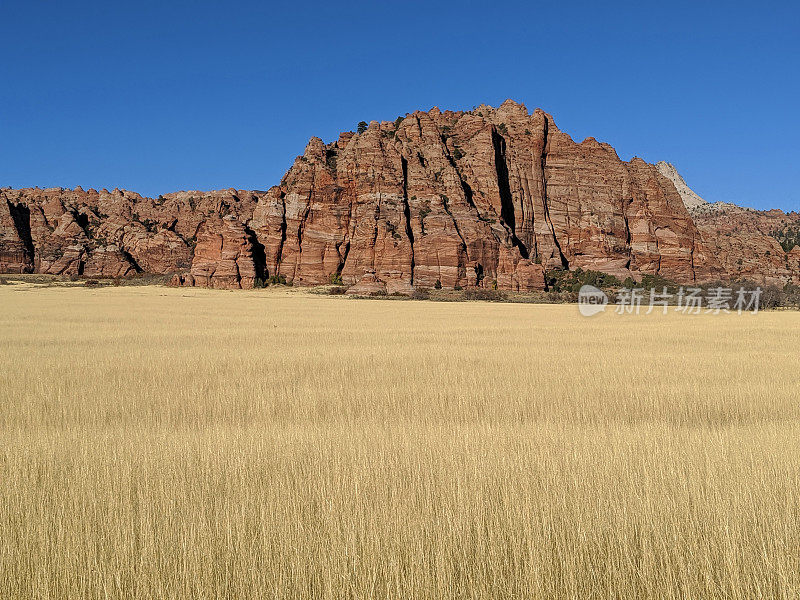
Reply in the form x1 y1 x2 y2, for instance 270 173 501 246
655 163 800 286
693 207 800 287
172 215 260 289
1 101 797 290
656 161 739 215
655 162 708 211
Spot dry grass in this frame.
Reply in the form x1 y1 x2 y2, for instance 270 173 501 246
1 284 799 599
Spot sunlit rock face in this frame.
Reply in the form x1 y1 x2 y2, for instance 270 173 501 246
2 101 797 289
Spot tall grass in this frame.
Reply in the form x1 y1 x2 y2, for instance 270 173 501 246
1 285 799 598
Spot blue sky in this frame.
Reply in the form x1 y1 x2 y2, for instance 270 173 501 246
1 0 798 210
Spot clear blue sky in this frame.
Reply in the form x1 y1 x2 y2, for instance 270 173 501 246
1 1 798 210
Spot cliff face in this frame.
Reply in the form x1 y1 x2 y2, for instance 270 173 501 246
655 160 800 287
693 207 800 287
246 101 722 291
1 100 796 290
0 186 262 285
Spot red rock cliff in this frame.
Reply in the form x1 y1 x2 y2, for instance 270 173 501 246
1 101 796 289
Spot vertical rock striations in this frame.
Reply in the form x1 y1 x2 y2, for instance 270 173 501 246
242 100 720 289
1 101 797 288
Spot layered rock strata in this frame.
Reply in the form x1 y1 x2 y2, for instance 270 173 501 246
2 101 796 289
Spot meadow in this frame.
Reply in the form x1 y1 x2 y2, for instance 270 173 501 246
1 283 799 599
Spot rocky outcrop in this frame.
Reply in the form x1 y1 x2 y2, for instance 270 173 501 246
172 216 260 289
651 163 800 286
0 186 262 287
1 101 797 290
656 162 708 211
245 101 721 290
83 245 136 278
693 206 800 286
0 199 33 273
346 271 388 296
656 161 738 216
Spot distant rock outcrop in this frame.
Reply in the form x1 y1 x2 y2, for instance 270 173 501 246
655 162 708 211
656 161 738 216
2 101 798 289
693 206 800 287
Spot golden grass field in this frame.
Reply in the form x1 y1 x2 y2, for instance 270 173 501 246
1 283 799 599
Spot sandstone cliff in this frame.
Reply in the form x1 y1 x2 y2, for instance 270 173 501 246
1 101 797 290
655 161 799 286
693 207 800 287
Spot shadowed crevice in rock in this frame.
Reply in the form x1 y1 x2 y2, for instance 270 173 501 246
622 207 632 270
336 240 350 278
245 226 267 281
460 179 476 211
294 170 315 278
492 129 529 259
273 193 288 279
6 201 35 267
400 156 415 285
337 189 353 279
73 211 90 236
439 193 468 265
119 247 144 273
370 201 380 270
538 117 569 269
